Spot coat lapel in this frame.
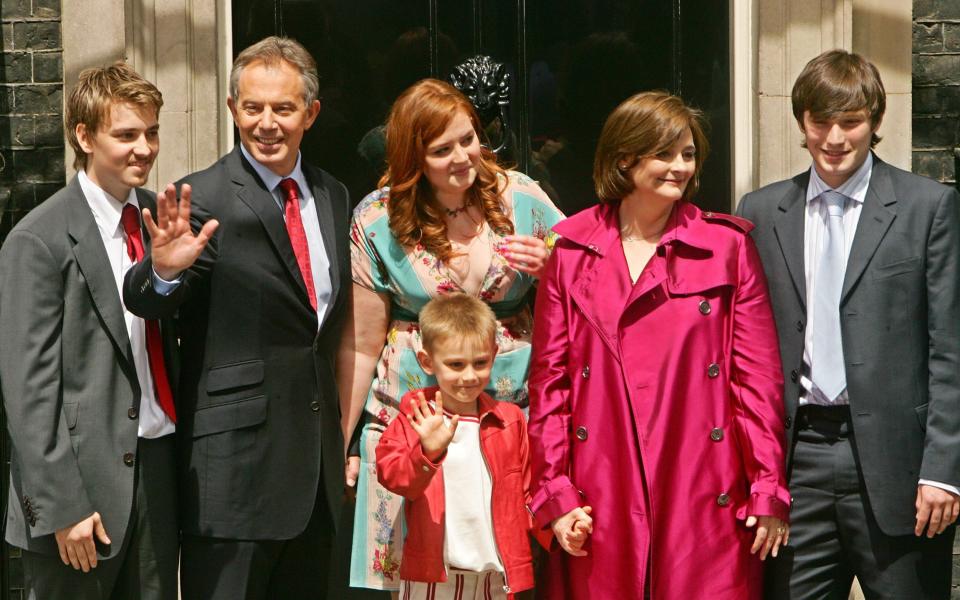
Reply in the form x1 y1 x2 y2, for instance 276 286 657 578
65 177 135 368
841 160 896 303
230 149 314 308
773 175 808 309
305 165 341 332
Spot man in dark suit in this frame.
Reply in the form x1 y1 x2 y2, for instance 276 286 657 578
738 49 960 599
123 36 350 599
0 63 179 599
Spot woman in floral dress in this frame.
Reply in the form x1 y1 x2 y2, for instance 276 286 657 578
338 79 563 593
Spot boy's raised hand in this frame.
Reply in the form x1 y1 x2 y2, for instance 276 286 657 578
408 390 458 462
552 505 593 556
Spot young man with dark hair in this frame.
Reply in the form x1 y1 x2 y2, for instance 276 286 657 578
0 62 179 599
738 49 960 598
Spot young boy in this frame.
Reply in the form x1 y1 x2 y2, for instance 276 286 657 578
376 293 552 599
737 49 960 598
0 62 179 599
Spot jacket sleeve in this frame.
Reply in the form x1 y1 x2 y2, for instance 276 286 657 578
0 231 95 535
527 246 582 529
919 187 960 486
729 233 792 522
518 412 557 548
375 411 442 500
122 183 219 320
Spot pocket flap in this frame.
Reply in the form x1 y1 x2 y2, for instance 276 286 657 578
205 360 264 394
192 395 267 437
915 403 929 432
63 401 78 429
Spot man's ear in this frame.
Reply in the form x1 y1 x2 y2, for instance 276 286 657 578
417 350 434 375
75 123 94 155
304 99 321 130
227 96 239 124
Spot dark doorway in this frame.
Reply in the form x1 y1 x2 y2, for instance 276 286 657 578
233 0 731 216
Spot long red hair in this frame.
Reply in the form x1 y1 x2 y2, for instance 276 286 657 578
380 79 513 262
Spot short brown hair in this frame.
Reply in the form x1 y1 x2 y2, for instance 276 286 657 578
792 49 886 148
65 61 163 170
593 91 709 203
419 293 497 353
230 36 319 105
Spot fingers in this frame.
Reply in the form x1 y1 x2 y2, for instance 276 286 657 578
82 534 98 570
141 207 159 239
156 183 176 231
93 513 111 545
434 390 444 415
750 526 766 555
916 497 932 537
745 515 757 528
195 219 220 246
66 543 82 570
447 413 459 434
927 505 944 538
345 456 360 488
56 539 70 566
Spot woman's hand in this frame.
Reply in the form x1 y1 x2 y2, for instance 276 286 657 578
551 506 594 556
502 234 549 279
746 514 789 560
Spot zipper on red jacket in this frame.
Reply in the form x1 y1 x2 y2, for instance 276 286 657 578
478 429 512 595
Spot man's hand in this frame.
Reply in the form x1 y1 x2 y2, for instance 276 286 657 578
746 514 789 560
142 183 219 281
408 391 458 462
551 506 593 556
915 484 960 537
54 512 111 572
345 456 360 488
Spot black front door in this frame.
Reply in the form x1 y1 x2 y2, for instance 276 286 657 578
233 0 731 215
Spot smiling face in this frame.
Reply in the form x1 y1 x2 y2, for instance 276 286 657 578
627 127 697 204
800 109 877 189
76 101 159 201
417 335 496 414
228 59 320 177
422 110 482 206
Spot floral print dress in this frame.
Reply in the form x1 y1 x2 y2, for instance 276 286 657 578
348 172 564 590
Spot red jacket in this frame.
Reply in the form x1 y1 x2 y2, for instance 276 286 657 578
376 387 547 593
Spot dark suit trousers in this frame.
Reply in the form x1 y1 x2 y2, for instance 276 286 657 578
20 435 179 600
180 476 334 600
767 407 953 600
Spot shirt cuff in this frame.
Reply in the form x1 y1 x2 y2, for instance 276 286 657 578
918 479 960 497
151 269 182 296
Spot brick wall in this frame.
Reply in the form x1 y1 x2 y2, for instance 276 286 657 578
913 0 960 186
0 0 64 246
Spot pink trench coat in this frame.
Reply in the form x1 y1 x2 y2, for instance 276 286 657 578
528 201 791 599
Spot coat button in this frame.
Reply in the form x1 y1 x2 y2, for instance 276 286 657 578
790 369 799 382
421 465 430 473
785 416 793 429
707 363 720 378
128 407 138 419
710 427 723 441
581 366 590 379
575 426 588 441
123 452 135 467
717 493 730 506
703 211 713 218
699 300 711 315
796 320 804 332
310 401 320 412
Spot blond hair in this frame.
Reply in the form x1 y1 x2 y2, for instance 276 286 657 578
65 61 163 170
419 293 497 353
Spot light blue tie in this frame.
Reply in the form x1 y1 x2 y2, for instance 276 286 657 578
811 190 847 401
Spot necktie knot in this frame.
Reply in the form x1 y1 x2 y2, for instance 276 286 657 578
822 190 846 218
280 178 299 205
121 203 141 236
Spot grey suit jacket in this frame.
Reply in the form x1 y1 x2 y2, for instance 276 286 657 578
737 156 960 535
0 177 174 557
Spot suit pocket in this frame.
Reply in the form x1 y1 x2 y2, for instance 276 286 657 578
63 400 79 430
205 359 264 394
872 256 920 280
194 395 267 458
915 403 929 433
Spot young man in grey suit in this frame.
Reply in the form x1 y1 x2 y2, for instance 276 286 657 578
738 49 960 599
0 63 179 599
123 36 350 599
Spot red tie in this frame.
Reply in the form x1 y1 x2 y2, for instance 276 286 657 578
280 178 318 311
120 204 177 423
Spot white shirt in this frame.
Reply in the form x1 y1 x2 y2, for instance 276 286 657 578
441 411 504 573
78 170 175 439
239 144 332 325
800 153 871 407
800 155 957 496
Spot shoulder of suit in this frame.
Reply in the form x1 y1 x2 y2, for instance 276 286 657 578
875 159 957 199
699 210 754 234
7 184 75 237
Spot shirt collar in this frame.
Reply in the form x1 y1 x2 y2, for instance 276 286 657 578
806 152 873 205
239 143 309 198
77 169 139 237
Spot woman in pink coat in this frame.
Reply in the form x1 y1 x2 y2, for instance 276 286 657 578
528 91 791 599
